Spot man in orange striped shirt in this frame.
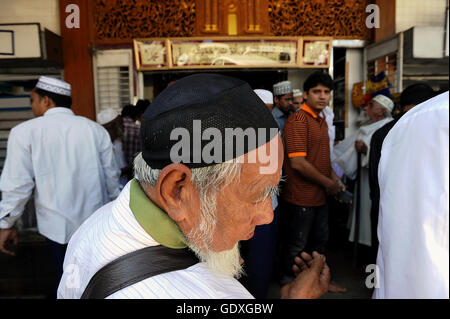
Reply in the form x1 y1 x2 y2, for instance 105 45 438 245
280 72 344 288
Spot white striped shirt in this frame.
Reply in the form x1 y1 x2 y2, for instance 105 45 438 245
57 181 253 299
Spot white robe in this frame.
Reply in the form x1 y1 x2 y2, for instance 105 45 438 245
0 107 120 244
333 117 393 246
112 139 128 189
373 92 449 298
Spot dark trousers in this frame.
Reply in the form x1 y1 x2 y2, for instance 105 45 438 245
279 201 329 286
46 238 68 297
240 206 280 299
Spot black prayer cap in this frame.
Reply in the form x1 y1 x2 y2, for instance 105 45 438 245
140 73 279 169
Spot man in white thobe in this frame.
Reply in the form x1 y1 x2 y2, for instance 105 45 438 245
0 76 120 292
373 91 449 298
97 108 128 190
333 94 394 246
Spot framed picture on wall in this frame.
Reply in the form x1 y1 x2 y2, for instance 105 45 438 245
300 37 332 68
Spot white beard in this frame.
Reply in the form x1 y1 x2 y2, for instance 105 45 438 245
186 195 244 279
189 241 244 279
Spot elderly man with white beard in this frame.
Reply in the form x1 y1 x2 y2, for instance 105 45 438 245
57 73 330 299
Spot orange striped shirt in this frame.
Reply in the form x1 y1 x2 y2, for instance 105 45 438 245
281 104 331 206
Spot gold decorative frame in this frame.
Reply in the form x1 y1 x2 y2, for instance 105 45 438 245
134 36 332 70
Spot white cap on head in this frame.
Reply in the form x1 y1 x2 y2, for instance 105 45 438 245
35 76 71 97
293 89 303 98
273 80 292 96
372 94 394 113
253 89 273 105
97 108 119 125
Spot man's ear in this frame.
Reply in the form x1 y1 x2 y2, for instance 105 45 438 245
274 96 279 105
302 91 308 101
156 164 193 222
41 95 54 109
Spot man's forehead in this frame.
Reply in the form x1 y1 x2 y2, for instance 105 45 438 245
311 84 330 91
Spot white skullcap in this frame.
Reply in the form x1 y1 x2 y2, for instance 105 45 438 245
372 94 394 113
293 89 303 98
253 89 273 104
97 108 119 125
273 81 292 96
35 76 71 96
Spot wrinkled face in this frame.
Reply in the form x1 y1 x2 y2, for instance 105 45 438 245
30 90 50 117
304 84 331 113
275 92 294 113
364 99 386 121
293 96 304 110
188 135 284 253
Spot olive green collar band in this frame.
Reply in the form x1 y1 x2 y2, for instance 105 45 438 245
129 179 188 249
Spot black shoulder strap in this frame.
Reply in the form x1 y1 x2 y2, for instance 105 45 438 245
81 245 199 299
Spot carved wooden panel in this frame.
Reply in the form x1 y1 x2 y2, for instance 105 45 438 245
268 0 372 38
242 0 269 34
92 0 371 41
93 0 196 41
196 0 269 36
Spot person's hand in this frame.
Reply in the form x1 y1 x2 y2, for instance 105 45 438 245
0 228 18 256
336 179 345 192
292 252 313 276
281 251 330 299
355 140 368 154
326 179 342 196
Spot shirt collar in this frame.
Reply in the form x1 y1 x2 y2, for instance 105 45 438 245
43 107 74 117
129 179 189 249
272 107 286 118
301 104 319 119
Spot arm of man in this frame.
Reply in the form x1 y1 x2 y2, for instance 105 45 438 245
0 126 35 255
289 156 342 195
98 127 121 200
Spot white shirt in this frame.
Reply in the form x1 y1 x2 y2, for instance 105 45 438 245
333 117 393 180
112 140 127 170
57 181 253 299
320 106 335 159
0 107 120 244
112 139 128 189
373 92 449 298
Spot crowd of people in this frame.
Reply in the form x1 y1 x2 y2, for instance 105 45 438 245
0 71 447 299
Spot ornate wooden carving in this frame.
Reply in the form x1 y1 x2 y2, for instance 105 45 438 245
268 0 372 38
93 0 196 41
91 0 370 41
196 0 269 36
196 0 221 34
243 0 269 34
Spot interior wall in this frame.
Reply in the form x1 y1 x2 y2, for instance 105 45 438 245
0 0 60 35
287 69 318 94
396 0 447 33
